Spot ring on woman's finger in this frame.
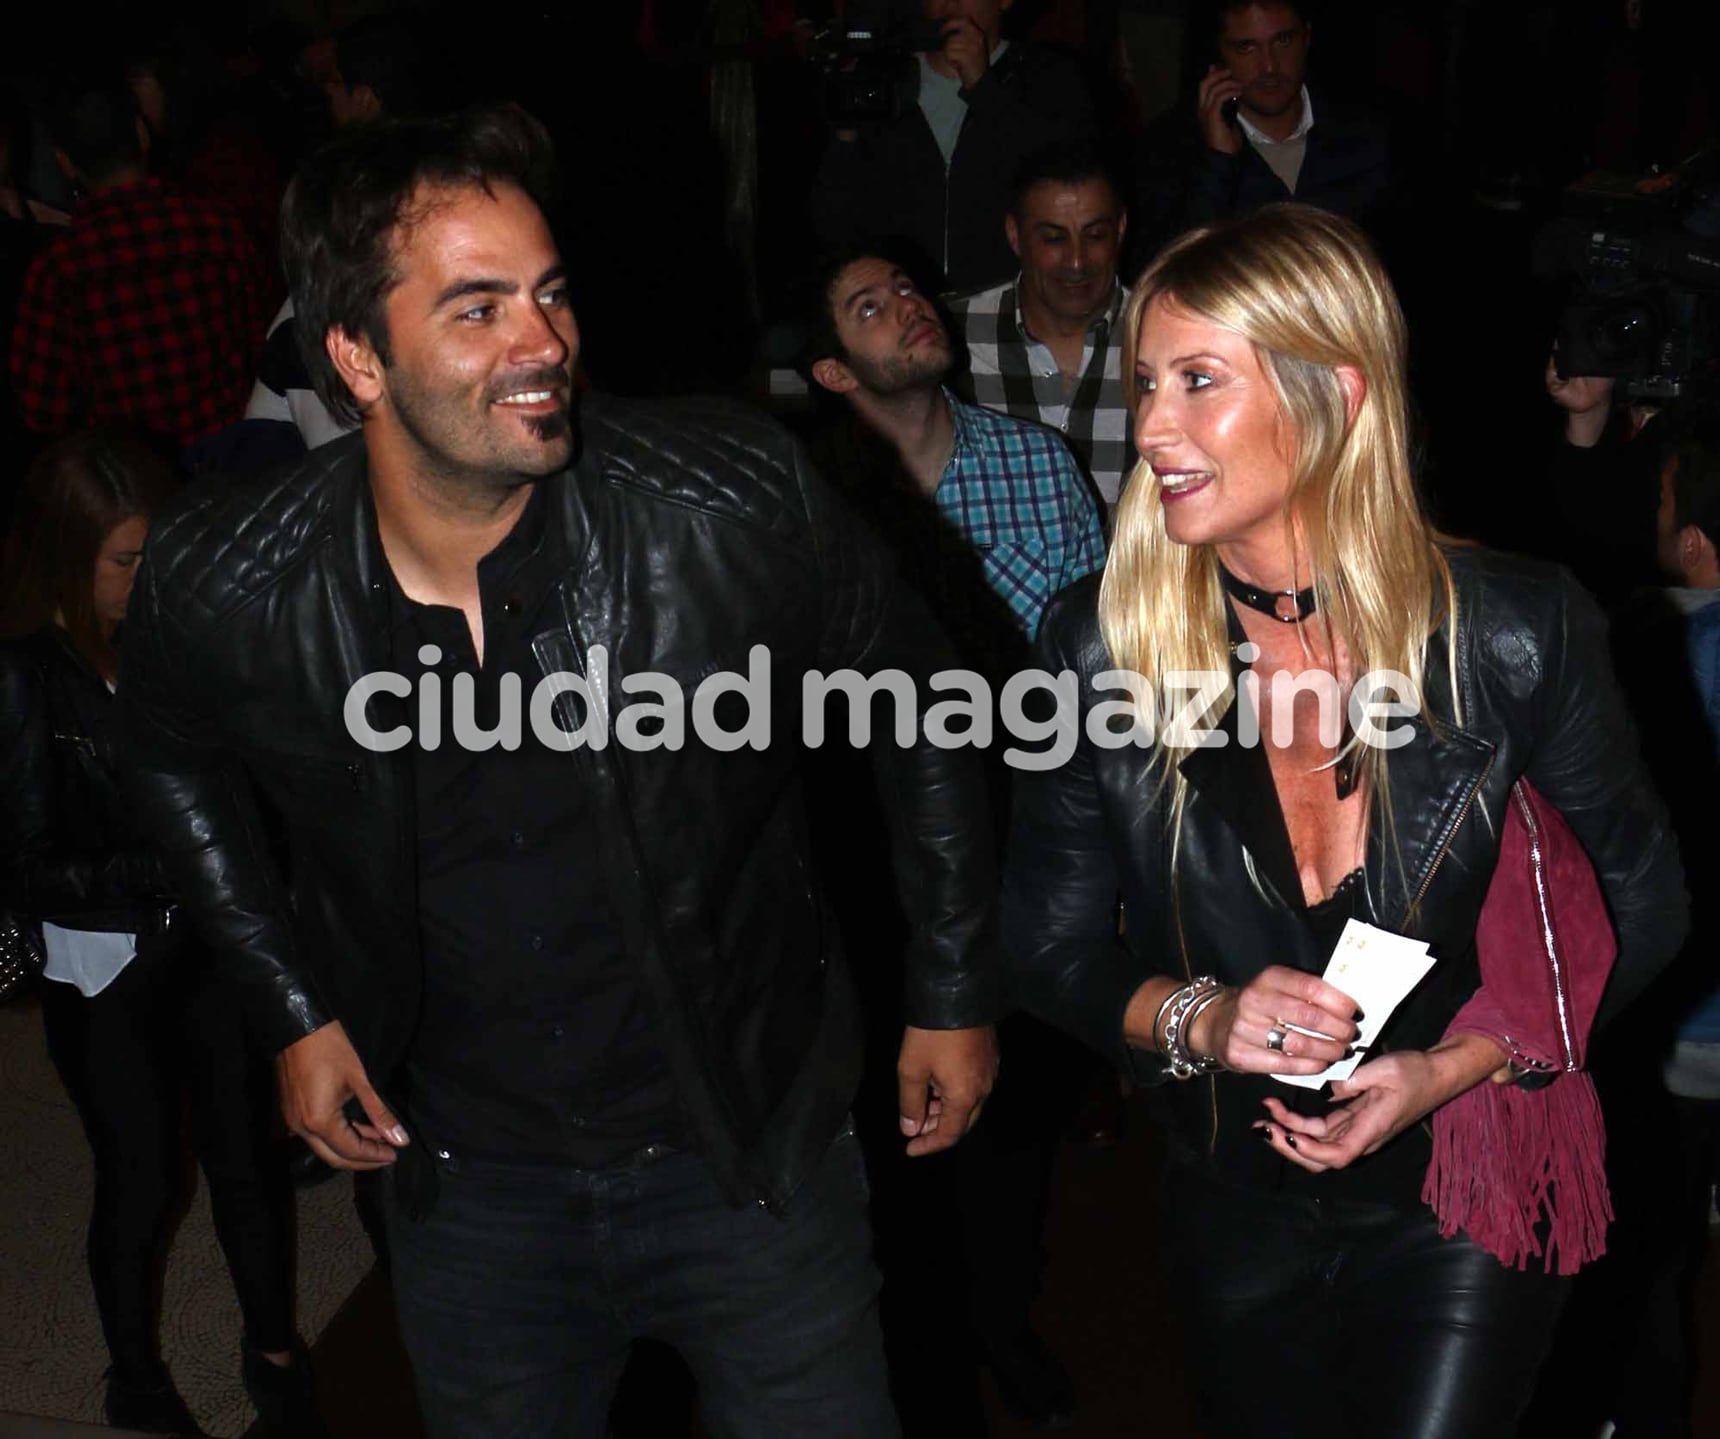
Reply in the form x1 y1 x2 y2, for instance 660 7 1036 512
1265 1025 1288 1053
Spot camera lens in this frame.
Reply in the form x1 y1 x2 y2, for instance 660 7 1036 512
1591 301 1659 364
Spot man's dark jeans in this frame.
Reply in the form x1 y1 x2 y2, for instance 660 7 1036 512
382 1125 900 1438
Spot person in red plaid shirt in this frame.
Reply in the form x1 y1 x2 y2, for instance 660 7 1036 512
10 81 266 451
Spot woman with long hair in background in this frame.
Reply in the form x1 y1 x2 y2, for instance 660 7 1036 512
0 429 324 1437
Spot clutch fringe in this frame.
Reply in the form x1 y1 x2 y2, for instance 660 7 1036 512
1422 1069 1612 1276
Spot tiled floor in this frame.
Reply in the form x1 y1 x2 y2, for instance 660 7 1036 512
0 995 374 1438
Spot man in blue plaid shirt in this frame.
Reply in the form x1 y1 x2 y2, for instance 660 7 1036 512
806 251 1105 643
803 245 1103 1431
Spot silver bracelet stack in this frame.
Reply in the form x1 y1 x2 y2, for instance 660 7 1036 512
1155 975 1228 1080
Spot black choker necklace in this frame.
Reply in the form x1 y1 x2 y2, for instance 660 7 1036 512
1219 565 1317 623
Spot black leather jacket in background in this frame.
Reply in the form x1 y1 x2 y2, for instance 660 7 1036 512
0 628 165 932
119 395 1001 1212
1004 546 1687 1196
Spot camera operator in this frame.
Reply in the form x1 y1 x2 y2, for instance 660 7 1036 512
811 0 1096 294
1541 354 1665 608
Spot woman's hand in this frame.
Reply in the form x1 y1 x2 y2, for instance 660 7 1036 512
1255 1033 1508 1173
1187 964 1360 1076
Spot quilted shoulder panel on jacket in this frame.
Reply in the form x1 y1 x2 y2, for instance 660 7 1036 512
584 394 809 543
146 435 360 628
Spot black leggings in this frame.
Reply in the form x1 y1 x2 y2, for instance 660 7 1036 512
40 936 295 1380
1161 1158 1572 1439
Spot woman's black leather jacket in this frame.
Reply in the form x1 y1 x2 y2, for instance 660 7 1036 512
0 628 166 932
1004 546 1687 1198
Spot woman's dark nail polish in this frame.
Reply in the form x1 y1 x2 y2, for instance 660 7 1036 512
1260 1126 1274 1142
1284 1132 1299 1149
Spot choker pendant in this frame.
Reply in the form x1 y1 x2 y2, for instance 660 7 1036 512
1218 565 1317 623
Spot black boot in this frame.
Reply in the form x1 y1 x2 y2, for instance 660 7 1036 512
104 1364 203 1436
241 1338 331 1439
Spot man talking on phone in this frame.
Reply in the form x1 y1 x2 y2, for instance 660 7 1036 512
1168 1 1389 234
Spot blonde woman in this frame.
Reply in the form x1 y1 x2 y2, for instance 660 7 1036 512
1002 205 1685 1438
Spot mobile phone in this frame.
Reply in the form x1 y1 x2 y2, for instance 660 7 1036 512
1221 96 1240 129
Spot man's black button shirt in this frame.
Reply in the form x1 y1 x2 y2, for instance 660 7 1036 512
387 476 683 1166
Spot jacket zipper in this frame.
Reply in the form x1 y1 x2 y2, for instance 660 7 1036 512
539 588 770 1211
1404 752 1495 923
1403 751 1493 1145
941 157 952 278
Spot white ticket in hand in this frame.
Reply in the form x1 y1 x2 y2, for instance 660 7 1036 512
1273 918 1437 1090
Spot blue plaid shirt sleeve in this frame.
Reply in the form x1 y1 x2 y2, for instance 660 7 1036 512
1054 451 1108 594
936 397 1110 640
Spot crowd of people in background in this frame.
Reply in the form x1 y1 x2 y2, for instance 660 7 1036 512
0 2 1717 1437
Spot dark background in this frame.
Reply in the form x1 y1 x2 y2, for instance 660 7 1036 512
5 0 1716 556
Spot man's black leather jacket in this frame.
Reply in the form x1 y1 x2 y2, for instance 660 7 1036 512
1004 546 1687 1196
119 395 1001 1211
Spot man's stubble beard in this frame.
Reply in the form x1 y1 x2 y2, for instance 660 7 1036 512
847 343 951 398
387 367 577 496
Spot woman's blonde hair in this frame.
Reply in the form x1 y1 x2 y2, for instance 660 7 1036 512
1100 204 1454 844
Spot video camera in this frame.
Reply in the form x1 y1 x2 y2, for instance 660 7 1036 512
1535 155 1720 401
802 0 947 127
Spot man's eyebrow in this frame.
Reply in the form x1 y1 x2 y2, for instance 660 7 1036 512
842 273 900 313
432 266 566 311
433 277 518 309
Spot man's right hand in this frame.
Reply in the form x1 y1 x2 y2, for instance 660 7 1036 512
1198 64 1244 155
277 1020 409 1171
939 17 992 91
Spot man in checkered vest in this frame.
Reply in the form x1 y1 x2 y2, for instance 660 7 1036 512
946 140 1131 519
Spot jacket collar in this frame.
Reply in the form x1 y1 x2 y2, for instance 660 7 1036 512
321 424 598 674
318 435 393 687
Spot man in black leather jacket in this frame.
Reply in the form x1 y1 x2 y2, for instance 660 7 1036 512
120 107 999 1438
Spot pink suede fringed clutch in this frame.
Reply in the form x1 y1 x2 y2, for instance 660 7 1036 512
1421 778 1617 1276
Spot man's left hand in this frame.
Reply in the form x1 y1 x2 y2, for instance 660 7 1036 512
897 1023 999 1156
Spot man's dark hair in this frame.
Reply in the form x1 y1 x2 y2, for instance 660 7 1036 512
336 14 443 117
47 81 144 184
796 241 932 382
280 104 558 426
1010 139 1125 219
1207 0 1310 40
